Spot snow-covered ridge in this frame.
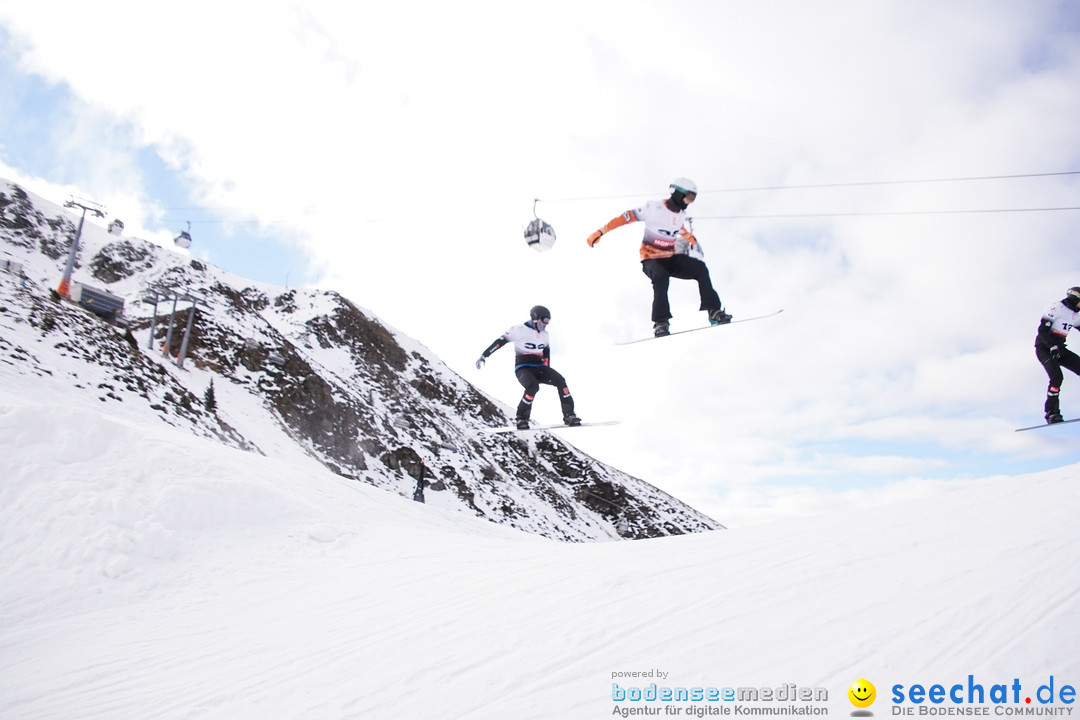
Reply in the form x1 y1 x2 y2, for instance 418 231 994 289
0 180 721 541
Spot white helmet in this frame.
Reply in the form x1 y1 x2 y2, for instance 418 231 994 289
670 177 698 195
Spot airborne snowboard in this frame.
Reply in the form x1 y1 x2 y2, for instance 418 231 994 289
616 309 784 345
1015 418 1080 432
483 420 620 434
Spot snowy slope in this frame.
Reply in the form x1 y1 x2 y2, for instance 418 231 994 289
1 384 1078 719
2 180 1079 720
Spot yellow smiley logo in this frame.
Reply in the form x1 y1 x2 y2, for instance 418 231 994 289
848 679 876 709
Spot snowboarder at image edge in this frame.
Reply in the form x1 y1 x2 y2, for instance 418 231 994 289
1035 286 1080 424
586 177 732 337
475 305 581 430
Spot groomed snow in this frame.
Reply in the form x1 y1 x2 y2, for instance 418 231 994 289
1 379 1078 719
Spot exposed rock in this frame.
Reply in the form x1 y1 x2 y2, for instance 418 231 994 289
0 182 725 542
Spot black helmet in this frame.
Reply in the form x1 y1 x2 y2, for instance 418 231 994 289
1063 287 1080 310
529 305 551 322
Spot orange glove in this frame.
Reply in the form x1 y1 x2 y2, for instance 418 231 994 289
587 230 603 247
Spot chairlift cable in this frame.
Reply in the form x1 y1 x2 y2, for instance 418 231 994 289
693 205 1080 220
698 170 1080 194
534 170 1080 204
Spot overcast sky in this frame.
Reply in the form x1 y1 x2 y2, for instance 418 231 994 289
2 0 1079 525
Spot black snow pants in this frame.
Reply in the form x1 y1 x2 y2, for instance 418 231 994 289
641 255 722 322
1036 342 1080 417
515 366 574 421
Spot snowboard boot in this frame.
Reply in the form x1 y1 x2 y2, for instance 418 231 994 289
516 418 530 430
708 308 733 325
1045 392 1062 424
653 321 670 337
563 415 582 427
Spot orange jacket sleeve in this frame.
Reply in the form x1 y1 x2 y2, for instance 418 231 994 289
587 210 638 246
600 210 637 234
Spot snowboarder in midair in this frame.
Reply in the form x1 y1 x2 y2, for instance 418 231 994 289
1035 286 1080 424
586 177 731 337
476 305 581 430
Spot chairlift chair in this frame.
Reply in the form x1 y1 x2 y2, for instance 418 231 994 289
524 199 556 251
174 221 192 249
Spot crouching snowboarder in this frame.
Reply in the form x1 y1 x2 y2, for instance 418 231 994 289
586 177 731 337
475 305 581 430
1035 286 1080 424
